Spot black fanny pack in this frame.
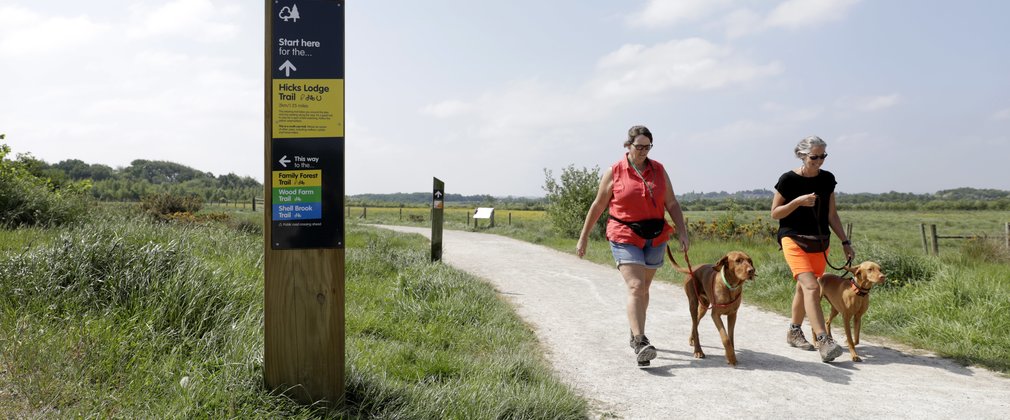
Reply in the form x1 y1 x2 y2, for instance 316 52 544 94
789 234 830 253
610 215 665 239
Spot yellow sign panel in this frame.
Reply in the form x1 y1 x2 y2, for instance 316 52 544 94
272 170 323 187
272 79 344 138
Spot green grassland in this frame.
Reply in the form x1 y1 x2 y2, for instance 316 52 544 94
3 201 1007 416
0 207 586 418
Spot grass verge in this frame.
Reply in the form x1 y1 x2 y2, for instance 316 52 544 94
0 208 587 417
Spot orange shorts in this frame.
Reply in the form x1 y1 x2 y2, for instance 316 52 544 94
781 237 829 280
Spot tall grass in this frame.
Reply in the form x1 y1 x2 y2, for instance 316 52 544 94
343 227 587 418
0 210 277 417
0 207 586 417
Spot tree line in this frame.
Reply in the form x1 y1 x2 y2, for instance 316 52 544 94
4 140 1008 212
15 154 261 203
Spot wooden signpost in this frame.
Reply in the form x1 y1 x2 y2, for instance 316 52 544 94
264 0 345 404
432 178 444 262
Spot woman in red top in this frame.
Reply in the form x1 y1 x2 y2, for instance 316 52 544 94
577 125 690 366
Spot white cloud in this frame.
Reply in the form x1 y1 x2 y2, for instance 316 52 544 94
722 8 764 39
765 0 861 29
1 2 260 179
992 108 1010 121
419 100 472 118
626 0 862 37
592 38 782 100
627 0 731 27
836 93 901 112
419 37 782 145
127 0 239 41
0 6 107 56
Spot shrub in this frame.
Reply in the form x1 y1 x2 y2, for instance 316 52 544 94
959 237 1010 264
543 165 605 239
0 142 91 227
859 241 940 287
140 192 204 218
688 204 777 241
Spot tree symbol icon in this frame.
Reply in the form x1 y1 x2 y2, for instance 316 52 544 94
279 5 300 22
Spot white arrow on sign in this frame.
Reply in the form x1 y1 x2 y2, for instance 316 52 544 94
279 155 291 167
278 60 297 77
434 191 443 198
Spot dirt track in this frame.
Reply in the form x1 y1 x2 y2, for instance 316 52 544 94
377 225 1010 419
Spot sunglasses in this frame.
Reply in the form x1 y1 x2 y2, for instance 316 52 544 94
808 153 828 160
632 144 653 151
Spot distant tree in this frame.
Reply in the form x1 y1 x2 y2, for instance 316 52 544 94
543 165 605 238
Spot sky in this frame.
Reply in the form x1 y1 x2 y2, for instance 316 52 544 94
1 0 1008 197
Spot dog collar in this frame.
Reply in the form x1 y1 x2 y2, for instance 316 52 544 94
849 278 871 296
721 267 741 290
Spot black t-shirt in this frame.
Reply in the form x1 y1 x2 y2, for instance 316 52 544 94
774 170 837 241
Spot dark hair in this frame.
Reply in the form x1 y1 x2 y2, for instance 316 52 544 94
625 125 653 147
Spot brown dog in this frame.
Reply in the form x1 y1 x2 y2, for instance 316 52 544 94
812 261 886 362
670 251 756 365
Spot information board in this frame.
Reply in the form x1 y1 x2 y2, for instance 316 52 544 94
270 0 344 249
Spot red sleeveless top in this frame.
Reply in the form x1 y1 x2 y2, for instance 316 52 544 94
606 155 672 247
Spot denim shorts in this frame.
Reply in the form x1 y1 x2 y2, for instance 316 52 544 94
610 240 667 269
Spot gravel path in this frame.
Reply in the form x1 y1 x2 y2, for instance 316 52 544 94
376 225 1010 419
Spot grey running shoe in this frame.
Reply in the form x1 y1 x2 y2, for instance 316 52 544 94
817 334 844 362
632 334 657 366
787 328 815 351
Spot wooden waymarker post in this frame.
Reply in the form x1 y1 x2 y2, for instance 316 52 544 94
432 178 444 262
264 0 345 405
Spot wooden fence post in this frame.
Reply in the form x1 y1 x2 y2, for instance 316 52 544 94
845 223 852 242
1005 222 1009 250
399 207 402 221
467 212 470 226
920 223 929 255
362 206 367 219
930 224 939 255
509 212 512 226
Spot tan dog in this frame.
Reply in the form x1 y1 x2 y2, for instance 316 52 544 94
812 261 886 362
670 251 756 365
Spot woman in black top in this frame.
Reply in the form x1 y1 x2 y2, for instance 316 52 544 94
771 136 854 362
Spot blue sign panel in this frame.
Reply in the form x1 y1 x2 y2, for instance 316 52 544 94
273 202 323 220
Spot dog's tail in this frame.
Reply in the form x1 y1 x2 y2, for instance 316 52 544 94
665 247 693 275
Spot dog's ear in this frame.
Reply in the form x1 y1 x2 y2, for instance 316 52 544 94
714 255 729 271
844 265 858 274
